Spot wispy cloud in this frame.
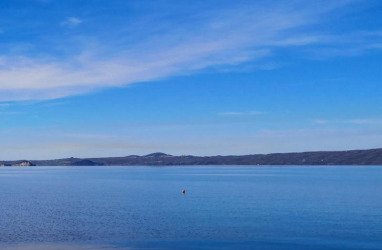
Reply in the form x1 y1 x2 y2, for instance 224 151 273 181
304 30 382 59
0 103 10 108
247 127 382 153
0 1 380 101
218 111 265 116
61 17 82 27
313 118 382 125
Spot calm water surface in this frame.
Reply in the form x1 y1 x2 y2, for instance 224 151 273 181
0 166 381 249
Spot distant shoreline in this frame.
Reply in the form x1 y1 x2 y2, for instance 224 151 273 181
1 148 382 166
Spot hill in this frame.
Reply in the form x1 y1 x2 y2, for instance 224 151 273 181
6 148 381 166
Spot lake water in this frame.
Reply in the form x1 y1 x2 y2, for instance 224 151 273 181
0 166 381 250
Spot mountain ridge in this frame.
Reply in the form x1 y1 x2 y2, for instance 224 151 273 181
2 148 382 166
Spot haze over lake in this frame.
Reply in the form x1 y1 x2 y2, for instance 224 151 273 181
0 166 381 250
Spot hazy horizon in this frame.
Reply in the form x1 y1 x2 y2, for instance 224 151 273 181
3 147 382 162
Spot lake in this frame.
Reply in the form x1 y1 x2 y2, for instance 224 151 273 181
0 166 381 250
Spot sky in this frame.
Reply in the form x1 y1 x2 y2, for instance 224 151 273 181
0 0 382 160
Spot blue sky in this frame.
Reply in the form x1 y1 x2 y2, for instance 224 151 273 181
1 0 382 159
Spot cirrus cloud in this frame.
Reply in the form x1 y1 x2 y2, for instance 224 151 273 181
61 17 82 27
0 0 380 102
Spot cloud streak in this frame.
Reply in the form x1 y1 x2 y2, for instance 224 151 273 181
0 1 380 101
313 118 382 125
218 111 265 116
61 17 82 27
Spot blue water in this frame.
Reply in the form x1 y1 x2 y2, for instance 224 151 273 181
0 166 381 250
